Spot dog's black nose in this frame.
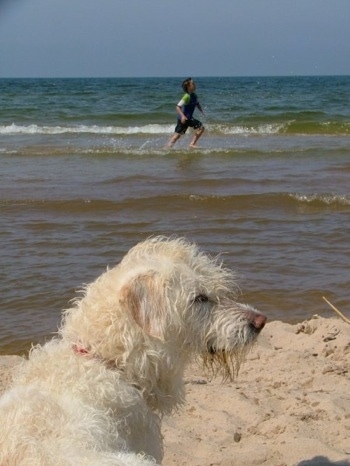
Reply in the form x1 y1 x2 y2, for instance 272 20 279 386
251 313 267 330
246 311 266 331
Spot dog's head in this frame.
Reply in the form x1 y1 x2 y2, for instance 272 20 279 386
115 237 266 379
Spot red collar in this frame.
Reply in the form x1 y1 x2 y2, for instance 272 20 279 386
73 344 89 355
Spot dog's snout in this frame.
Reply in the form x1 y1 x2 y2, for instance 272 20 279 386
248 312 267 330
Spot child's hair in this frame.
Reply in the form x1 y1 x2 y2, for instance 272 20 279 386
182 77 192 93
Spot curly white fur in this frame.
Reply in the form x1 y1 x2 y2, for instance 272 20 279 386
0 236 266 465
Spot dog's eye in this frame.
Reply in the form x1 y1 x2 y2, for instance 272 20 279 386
194 294 209 304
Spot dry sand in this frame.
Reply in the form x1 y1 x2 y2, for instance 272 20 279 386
1 316 349 466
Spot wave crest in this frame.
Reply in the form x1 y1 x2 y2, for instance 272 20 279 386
290 193 350 207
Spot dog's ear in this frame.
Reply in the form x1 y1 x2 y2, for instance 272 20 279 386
119 271 167 341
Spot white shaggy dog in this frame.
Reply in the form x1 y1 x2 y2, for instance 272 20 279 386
0 237 266 465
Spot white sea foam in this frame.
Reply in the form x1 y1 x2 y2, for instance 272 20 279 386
0 122 287 136
0 123 174 135
290 193 350 206
218 123 287 135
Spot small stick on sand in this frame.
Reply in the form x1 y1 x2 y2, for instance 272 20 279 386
322 296 350 325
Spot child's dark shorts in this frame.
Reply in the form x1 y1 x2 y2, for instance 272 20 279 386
174 118 203 135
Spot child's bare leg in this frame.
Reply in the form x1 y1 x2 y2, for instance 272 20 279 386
189 127 205 147
167 133 181 147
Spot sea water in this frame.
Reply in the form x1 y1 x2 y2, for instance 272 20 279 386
0 76 349 354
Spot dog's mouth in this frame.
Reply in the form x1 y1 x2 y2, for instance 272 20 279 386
203 346 243 381
206 315 266 357
204 314 266 380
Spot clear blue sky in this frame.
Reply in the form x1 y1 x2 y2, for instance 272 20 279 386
0 0 349 78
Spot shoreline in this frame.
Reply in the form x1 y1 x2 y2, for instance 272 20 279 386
1 316 349 466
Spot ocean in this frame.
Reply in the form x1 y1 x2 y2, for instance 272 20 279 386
1 76 349 355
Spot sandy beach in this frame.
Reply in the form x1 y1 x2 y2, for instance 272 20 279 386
1 315 349 466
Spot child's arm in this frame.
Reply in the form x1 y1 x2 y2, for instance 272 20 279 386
176 104 187 123
196 102 204 114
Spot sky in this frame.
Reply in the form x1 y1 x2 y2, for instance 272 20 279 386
0 0 349 78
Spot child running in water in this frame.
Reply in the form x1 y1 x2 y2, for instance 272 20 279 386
167 78 205 148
